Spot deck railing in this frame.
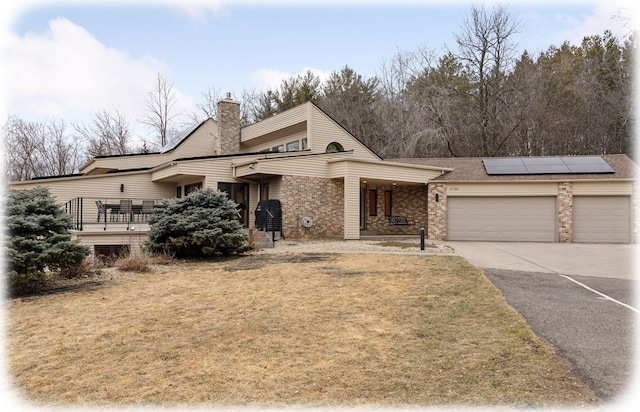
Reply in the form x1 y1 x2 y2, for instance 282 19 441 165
64 197 166 231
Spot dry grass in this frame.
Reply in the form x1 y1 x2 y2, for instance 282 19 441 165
6 253 598 408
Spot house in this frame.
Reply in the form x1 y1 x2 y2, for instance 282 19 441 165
8 96 637 255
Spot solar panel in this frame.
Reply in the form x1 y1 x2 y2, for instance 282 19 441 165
483 156 614 175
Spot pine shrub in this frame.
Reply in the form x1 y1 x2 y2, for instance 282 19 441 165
6 186 90 295
146 188 252 258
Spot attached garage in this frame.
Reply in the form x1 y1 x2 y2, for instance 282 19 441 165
406 154 636 244
573 196 631 243
447 196 557 242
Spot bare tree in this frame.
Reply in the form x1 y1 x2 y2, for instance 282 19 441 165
188 86 222 124
239 88 260 126
40 118 82 176
375 46 447 158
4 116 82 181
74 109 132 157
454 4 521 156
4 117 43 181
141 73 179 147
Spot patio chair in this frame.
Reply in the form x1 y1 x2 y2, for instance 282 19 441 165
141 200 155 221
95 200 106 222
119 199 133 222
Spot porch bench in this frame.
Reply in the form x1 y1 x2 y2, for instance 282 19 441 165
388 215 415 226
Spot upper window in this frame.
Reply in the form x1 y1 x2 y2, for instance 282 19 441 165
326 142 344 153
286 140 299 152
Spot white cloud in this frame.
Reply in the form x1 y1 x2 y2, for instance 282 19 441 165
165 0 228 24
3 17 195 132
553 2 636 46
250 66 332 92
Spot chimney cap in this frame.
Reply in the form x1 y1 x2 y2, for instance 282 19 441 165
225 92 232 100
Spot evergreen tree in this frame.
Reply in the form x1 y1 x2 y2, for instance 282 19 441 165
6 186 90 295
146 188 251 258
251 70 322 121
320 66 381 149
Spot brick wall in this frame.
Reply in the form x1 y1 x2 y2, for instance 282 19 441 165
558 182 573 243
365 185 427 235
278 175 344 238
427 183 447 241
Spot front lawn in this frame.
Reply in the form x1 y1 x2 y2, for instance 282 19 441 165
7 253 598 407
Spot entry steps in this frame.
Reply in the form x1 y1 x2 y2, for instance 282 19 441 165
248 228 281 249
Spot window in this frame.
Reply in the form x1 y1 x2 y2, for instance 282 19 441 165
185 182 202 195
301 138 308 150
384 190 392 217
272 145 284 153
94 244 129 260
326 142 344 153
286 140 299 152
176 186 182 198
368 189 377 216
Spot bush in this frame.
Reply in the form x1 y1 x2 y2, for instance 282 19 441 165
114 250 153 273
5 186 90 295
146 188 252 258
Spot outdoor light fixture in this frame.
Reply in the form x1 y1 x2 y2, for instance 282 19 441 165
435 193 439 202
120 184 124 192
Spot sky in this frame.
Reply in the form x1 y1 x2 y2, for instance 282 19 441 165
1 0 637 141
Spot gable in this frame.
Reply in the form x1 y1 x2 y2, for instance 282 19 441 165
239 102 381 161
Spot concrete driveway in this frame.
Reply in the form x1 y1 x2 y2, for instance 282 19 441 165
445 241 638 279
445 241 638 403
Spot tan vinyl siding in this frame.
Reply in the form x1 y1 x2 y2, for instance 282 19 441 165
152 158 235 183
247 184 260 227
267 177 283 200
252 156 333 178
310 107 380 161
71 232 150 254
445 182 558 197
179 160 236 183
82 153 175 173
79 120 217 174
336 160 443 183
170 118 217 158
344 173 361 239
572 181 633 196
241 104 308 144
11 173 175 205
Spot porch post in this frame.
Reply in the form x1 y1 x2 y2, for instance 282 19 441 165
344 174 360 240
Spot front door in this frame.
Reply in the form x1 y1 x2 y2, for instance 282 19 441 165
218 183 249 227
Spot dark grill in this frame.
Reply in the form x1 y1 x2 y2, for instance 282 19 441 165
255 199 282 233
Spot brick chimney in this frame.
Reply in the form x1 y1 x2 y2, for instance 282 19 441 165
217 92 241 155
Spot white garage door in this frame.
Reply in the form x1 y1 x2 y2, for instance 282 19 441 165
447 197 557 242
573 196 631 243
